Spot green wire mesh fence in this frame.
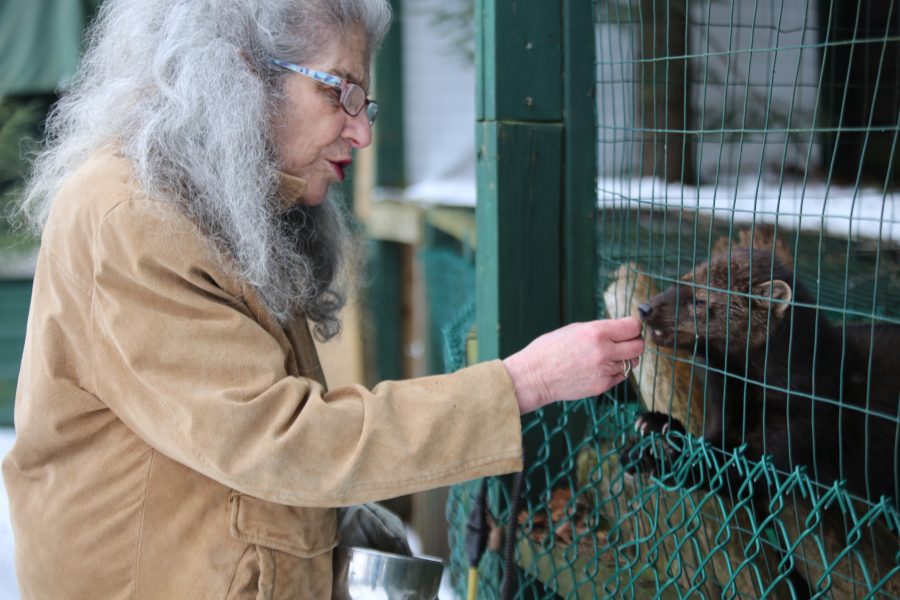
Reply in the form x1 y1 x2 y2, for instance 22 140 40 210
447 0 899 597
422 228 477 377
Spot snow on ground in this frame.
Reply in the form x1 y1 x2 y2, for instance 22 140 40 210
0 429 18 600
598 178 900 243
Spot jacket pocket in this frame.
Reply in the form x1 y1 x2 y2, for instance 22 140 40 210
227 493 338 599
229 493 338 557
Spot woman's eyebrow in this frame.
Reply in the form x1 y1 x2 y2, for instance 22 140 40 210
331 67 367 89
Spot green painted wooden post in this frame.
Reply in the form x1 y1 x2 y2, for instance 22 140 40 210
366 240 405 382
474 4 562 589
475 0 563 363
563 0 598 326
476 0 598 434
475 0 597 586
368 0 405 382
0 279 31 427
373 0 404 189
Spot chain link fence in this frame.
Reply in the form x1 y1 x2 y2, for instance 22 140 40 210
446 0 900 597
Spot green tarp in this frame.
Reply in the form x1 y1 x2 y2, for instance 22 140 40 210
0 1 102 96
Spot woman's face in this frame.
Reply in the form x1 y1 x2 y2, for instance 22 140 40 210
272 30 372 205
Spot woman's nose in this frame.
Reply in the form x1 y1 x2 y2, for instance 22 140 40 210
344 111 372 149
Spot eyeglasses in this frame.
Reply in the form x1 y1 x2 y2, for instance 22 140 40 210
269 58 378 125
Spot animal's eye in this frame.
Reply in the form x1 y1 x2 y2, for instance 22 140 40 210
694 297 707 306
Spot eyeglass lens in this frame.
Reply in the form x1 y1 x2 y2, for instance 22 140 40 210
341 84 376 125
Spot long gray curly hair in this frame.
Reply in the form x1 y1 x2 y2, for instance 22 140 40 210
19 0 391 339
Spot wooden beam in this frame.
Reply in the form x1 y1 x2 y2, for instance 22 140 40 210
366 201 423 245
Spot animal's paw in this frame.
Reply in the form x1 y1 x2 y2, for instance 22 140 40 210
634 411 685 437
624 412 686 477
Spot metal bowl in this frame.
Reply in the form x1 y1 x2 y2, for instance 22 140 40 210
332 545 444 600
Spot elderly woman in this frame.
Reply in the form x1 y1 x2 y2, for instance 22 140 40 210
2 0 643 597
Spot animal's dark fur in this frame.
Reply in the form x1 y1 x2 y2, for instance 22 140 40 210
636 248 900 509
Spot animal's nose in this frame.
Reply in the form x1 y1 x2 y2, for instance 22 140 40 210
638 303 652 320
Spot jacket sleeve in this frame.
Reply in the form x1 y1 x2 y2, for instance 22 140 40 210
89 199 523 507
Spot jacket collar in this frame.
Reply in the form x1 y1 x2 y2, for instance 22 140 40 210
276 172 308 209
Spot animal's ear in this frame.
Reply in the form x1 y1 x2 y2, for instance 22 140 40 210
755 279 792 317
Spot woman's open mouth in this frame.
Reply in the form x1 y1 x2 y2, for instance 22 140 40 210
330 160 351 182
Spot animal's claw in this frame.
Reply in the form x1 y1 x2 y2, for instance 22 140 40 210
624 412 686 478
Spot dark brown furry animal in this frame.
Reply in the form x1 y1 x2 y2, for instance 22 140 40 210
632 248 900 597
603 265 797 598
711 223 795 270
602 263 707 436
635 248 900 510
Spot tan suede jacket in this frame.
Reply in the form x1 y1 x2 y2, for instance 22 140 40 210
2 153 522 599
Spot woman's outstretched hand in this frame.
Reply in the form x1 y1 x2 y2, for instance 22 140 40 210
502 317 644 414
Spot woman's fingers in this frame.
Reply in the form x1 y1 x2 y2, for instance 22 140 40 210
502 317 645 414
602 316 643 342
608 338 645 362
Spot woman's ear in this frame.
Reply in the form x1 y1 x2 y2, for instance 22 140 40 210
239 49 260 76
